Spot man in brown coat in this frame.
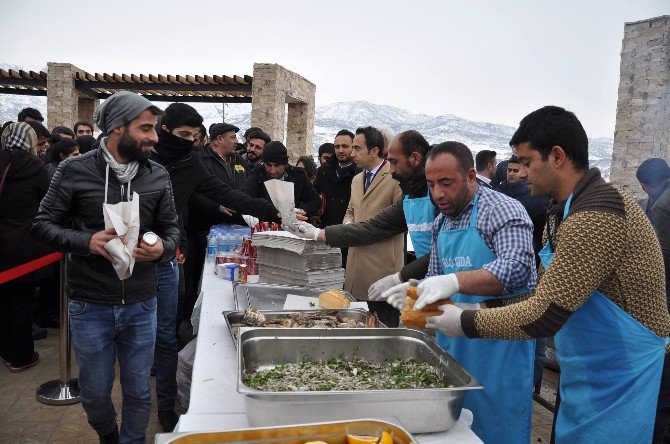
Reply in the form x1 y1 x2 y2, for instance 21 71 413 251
343 126 403 326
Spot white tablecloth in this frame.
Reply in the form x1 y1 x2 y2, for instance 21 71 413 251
176 265 482 443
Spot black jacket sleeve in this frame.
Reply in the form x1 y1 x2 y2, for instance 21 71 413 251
240 170 262 198
324 201 407 247
31 162 92 255
195 174 280 222
155 177 180 262
400 254 430 281
189 190 223 217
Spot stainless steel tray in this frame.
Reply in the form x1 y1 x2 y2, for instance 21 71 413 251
224 309 385 345
233 282 355 311
155 419 415 443
237 328 482 434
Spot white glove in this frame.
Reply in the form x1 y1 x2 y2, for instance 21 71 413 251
453 302 481 311
242 214 259 228
425 304 464 338
368 273 402 300
414 274 460 311
282 221 320 240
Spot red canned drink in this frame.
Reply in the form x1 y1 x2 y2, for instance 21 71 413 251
238 264 248 282
248 258 258 275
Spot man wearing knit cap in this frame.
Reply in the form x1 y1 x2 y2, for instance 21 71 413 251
241 141 322 217
33 91 180 443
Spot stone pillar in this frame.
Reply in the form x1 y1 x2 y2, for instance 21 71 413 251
611 15 670 199
46 63 82 130
77 96 99 124
251 63 316 162
251 64 287 144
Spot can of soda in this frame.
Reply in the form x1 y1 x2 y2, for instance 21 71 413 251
238 264 248 282
142 231 158 246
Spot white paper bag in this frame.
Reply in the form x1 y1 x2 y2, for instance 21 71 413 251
264 179 298 226
102 191 140 280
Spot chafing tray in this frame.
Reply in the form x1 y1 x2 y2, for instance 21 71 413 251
155 419 415 443
224 309 385 345
233 282 355 311
237 328 482 434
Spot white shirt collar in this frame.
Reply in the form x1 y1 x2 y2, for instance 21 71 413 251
366 159 384 176
476 174 491 185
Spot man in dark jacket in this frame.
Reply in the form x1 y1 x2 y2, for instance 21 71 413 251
149 104 280 431
199 123 248 189
242 141 322 217
32 92 180 443
314 130 360 265
0 122 49 372
243 128 270 171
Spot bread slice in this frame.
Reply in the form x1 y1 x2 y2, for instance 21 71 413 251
318 289 350 309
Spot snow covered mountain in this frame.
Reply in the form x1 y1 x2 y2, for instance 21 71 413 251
0 87 613 179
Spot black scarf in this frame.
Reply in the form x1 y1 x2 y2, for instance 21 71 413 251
152 129 194 166
398 166 428 198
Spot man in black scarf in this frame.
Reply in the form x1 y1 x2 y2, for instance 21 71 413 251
149 103 280 432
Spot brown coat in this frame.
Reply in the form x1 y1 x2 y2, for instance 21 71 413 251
343 161 404 300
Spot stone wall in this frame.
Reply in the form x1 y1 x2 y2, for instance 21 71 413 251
46 63 99 131
611 15 670 199
251 63 316 162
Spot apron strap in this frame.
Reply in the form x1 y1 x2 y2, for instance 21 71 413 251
468 192 480 228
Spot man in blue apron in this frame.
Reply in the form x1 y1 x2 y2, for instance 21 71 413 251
378 141 537 443
285 130 437 285
419 106 670 443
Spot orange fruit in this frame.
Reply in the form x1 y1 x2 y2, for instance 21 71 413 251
346 435 379 444
379 432 393 444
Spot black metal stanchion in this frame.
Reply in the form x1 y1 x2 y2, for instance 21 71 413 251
36 253 80 405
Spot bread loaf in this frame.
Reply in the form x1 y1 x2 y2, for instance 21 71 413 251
318 289 350 309
401 279 451 328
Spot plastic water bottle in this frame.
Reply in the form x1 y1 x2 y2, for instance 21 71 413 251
206 232 217 263
216 231 227 255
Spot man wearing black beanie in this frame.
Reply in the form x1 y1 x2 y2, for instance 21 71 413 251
241 141 322 217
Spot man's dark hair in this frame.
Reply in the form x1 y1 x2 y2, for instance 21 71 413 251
637 158 670 187
355 126 384 158
475 150 497 172
247 128 271 145
509 105 589 171
244 126 263 140
397 130 430 158
335 129 355 140
508 155 520 164
48 138 79 163
428 141 474 174
74 120 94 133
26 120 50 139
318 143 335 157
199 124 207 138
161 103 203 131
296 155 318 180
18 107 44 122
52 125 75 138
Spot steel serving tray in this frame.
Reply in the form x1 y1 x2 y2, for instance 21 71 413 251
237 328 482 434
155 419 415 443
223 309 385 345
233 282 355 311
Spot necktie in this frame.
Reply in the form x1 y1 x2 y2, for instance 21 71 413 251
364 170 373 192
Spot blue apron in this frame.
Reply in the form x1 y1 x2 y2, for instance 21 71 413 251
435 193 534 443
540 195 668 443
403 189 435 257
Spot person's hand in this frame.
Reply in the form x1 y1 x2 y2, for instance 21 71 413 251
282 221 320 240
219 205 236 216
242 214 259 228
133 236 165 262
176 253 186 265
425 304 464 338
294 208 308 222
368 273 402 300
414 274 460 311
378 282 410 310
89 227 118 264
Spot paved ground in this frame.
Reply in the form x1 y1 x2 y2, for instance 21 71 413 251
0 328 558 443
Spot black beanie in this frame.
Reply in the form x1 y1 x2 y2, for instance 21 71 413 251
262 141 289 164
637 158 670 187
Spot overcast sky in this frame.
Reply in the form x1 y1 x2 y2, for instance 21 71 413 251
1 0 667 137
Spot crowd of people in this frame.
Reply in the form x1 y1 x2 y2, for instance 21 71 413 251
0 92 669 443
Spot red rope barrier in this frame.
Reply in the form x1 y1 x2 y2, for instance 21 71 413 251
0 252 63 284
